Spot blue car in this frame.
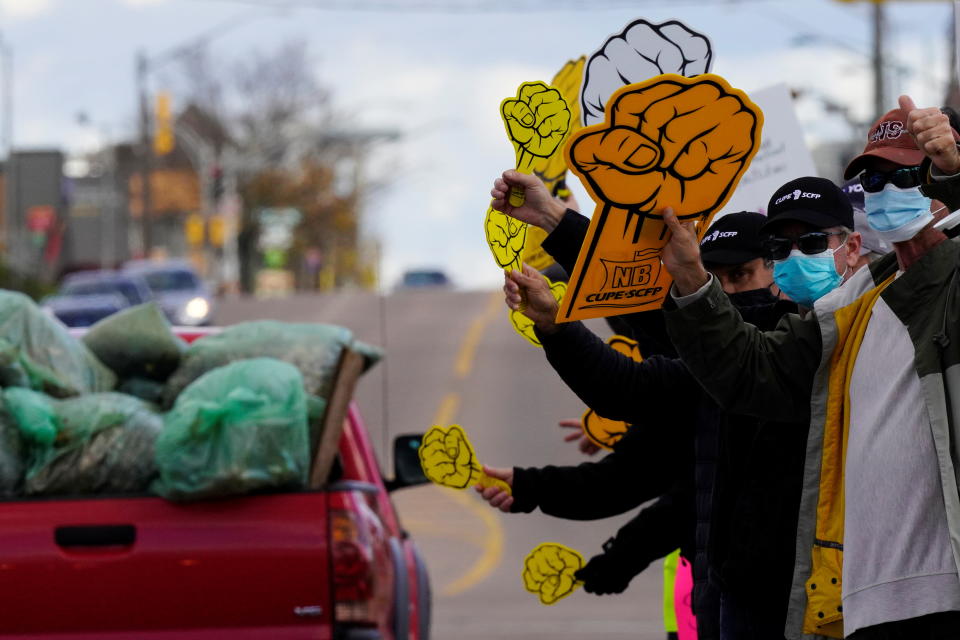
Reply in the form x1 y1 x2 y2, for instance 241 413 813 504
43 270 153 327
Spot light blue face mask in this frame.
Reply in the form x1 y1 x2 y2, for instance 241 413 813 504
773 249 845 308
863 184 934 243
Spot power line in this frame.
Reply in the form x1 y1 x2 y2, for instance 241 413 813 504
196 0 781 13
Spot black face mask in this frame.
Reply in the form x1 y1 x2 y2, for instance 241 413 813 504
727 285 779 310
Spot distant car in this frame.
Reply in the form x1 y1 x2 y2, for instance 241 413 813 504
123 259 215 326
398 269 451 289
43 270 153 327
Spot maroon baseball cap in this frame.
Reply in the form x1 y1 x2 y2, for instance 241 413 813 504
844 107 960 179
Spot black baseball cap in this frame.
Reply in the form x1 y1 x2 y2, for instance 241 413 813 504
762 176 853 233
700 211 768 265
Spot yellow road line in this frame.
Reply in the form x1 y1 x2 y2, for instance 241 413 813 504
440 487 505 597
454 291 503 379
431 392 461 427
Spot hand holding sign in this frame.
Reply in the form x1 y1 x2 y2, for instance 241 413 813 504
523 542 585 605
418 425 511 493
501 82 573 207
504 265 567 345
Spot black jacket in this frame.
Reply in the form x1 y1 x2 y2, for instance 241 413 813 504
536 209 805 637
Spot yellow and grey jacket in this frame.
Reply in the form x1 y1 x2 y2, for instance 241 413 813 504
664 238 960 639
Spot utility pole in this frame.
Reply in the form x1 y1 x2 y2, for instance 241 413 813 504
0 33 14 254
136 50 153 256
872 1 887 121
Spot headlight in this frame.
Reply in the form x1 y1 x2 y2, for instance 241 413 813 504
183 297 210 320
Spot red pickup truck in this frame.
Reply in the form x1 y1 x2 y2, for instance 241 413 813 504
0 329 432 640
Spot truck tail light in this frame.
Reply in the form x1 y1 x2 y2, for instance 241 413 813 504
330 500 377 626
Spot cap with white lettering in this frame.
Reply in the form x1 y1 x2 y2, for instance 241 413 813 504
843 106 959 179
700 211 768 265
762 176 853 233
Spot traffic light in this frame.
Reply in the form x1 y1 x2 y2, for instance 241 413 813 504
154 91 174 156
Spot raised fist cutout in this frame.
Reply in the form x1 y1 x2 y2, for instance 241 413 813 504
581 19 713 127
502 82 573 170
531 57 586 189
418 425 481 489
571 75 760 227
523 542 585 605
485 206 527 271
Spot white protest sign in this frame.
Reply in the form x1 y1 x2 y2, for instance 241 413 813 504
717 84 816 217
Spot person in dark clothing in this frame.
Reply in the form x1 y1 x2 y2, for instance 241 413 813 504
481 206 800 640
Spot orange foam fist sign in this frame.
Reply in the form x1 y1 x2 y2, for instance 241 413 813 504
557 74 763 322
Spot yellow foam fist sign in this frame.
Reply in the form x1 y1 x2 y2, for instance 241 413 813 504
523 542 584 605
500 81 573 208
509 276 567 347
502 81 573 171
523 57 586 272
529 57 585 191
558 74 763 321
418 425 511 493
484 206 527 272
581 335 641 449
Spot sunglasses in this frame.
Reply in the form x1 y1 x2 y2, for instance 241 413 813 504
859 166 923 193
762 231 845 261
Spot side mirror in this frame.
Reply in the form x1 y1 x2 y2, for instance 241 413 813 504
387 433 429 492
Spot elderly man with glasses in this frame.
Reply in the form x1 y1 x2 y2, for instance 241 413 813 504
659 96 960 640
759 176 862 310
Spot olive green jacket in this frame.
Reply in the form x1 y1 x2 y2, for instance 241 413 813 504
664 238 960 639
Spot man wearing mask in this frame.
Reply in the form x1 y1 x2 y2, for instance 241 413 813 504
759 177 862 311
659 97 960 639
841 179 893 268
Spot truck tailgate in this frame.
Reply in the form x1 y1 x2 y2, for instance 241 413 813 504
0 492 333 638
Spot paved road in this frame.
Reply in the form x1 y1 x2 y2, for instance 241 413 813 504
218 289 670 640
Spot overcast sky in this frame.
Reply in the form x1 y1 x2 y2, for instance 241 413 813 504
0 0 954 288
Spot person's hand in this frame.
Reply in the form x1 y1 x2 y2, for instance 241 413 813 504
559 419 601 456
492 170 566 232
662 208 709 296
504 265 561 334
574 548 647 595
557 188 580 214
901 94 960 175
475 465 514 512
570 77 758 218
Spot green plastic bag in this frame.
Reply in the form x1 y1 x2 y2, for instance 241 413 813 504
162 321 382 407
0 290 115 397
154 358 310 502
83 303 186 380
4 387 58 447
4 390 163 496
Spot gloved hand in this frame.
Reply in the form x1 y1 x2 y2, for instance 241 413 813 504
573 538 649 595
